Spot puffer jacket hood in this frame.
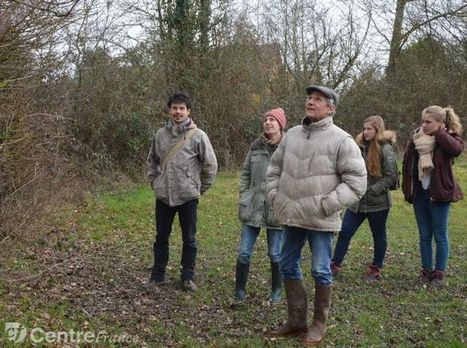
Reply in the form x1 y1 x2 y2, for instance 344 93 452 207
355 130 397 147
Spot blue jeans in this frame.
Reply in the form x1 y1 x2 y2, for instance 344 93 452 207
332 209 389 268
413 189 451 271
151 199 198 281
280 226 333 285
237 224 283 264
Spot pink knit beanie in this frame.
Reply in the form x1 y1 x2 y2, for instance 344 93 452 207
264 108 287 129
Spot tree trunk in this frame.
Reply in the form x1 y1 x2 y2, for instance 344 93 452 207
198 0 211 54
386 0 408 75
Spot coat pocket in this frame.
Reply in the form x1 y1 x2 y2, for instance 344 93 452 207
440 166 454 190
185 164 200 191
178 163 200 200
153 175 167 200
264 204 278 226
368 186 393 209
238 190 255 222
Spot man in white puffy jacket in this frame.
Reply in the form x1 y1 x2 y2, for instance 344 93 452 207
267 85 367 345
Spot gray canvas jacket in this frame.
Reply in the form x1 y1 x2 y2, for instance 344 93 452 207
147 119 218 207
348 131 398 213
238 135 280 228
266 116 367 232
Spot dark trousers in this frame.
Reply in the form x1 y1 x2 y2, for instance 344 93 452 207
151 199 198 281
332 209 389 268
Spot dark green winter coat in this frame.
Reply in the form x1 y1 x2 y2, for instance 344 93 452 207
348 131 398 213
238 135 280 228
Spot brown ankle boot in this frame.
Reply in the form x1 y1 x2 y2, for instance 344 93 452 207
302 283 331 346
330 261 341 276
363 264 382 281
419 269 432 283
269 279 308 337
430 269 444 288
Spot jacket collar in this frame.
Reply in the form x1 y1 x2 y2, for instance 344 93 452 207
166 118 196 135
250 133 280 152
301 116 333 134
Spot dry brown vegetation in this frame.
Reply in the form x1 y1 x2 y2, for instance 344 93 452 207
0 0 466 248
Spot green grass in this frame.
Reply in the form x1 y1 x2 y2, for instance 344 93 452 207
0 155 466 347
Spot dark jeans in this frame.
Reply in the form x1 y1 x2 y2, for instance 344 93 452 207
332 209 389 268
151 199 198 281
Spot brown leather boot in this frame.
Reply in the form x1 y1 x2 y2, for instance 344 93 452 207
419 269 432 283
430 269 444 288
269 279 308 337
302 283 331 346
363 264 382 281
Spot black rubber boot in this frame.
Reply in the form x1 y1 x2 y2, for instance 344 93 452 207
233 260 250 304
270 261 283 304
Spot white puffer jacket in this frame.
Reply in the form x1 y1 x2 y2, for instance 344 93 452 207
266 116 367 232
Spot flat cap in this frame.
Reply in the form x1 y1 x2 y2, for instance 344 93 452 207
305 85 339 106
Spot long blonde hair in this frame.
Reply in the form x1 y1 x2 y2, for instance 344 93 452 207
363 115 385 177
422 105 463 134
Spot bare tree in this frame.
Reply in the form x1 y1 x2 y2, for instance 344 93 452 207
0 0 84 238
361 0 467 74
259 0 372 93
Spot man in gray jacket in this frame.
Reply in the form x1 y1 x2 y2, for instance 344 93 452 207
147 92 217 292
267 86 367 344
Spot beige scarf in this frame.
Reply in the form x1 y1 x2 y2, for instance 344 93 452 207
413 130 436 180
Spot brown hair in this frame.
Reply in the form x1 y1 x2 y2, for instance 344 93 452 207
422 105 463 134
362 115 385 177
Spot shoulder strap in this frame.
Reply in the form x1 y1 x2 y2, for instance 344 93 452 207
162 128 198 169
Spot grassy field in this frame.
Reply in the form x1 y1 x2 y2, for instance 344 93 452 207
0 154 466 347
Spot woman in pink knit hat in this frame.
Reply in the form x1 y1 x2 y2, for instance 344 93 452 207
233 108 287 306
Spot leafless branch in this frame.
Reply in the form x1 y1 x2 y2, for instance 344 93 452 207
7 0 81 17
